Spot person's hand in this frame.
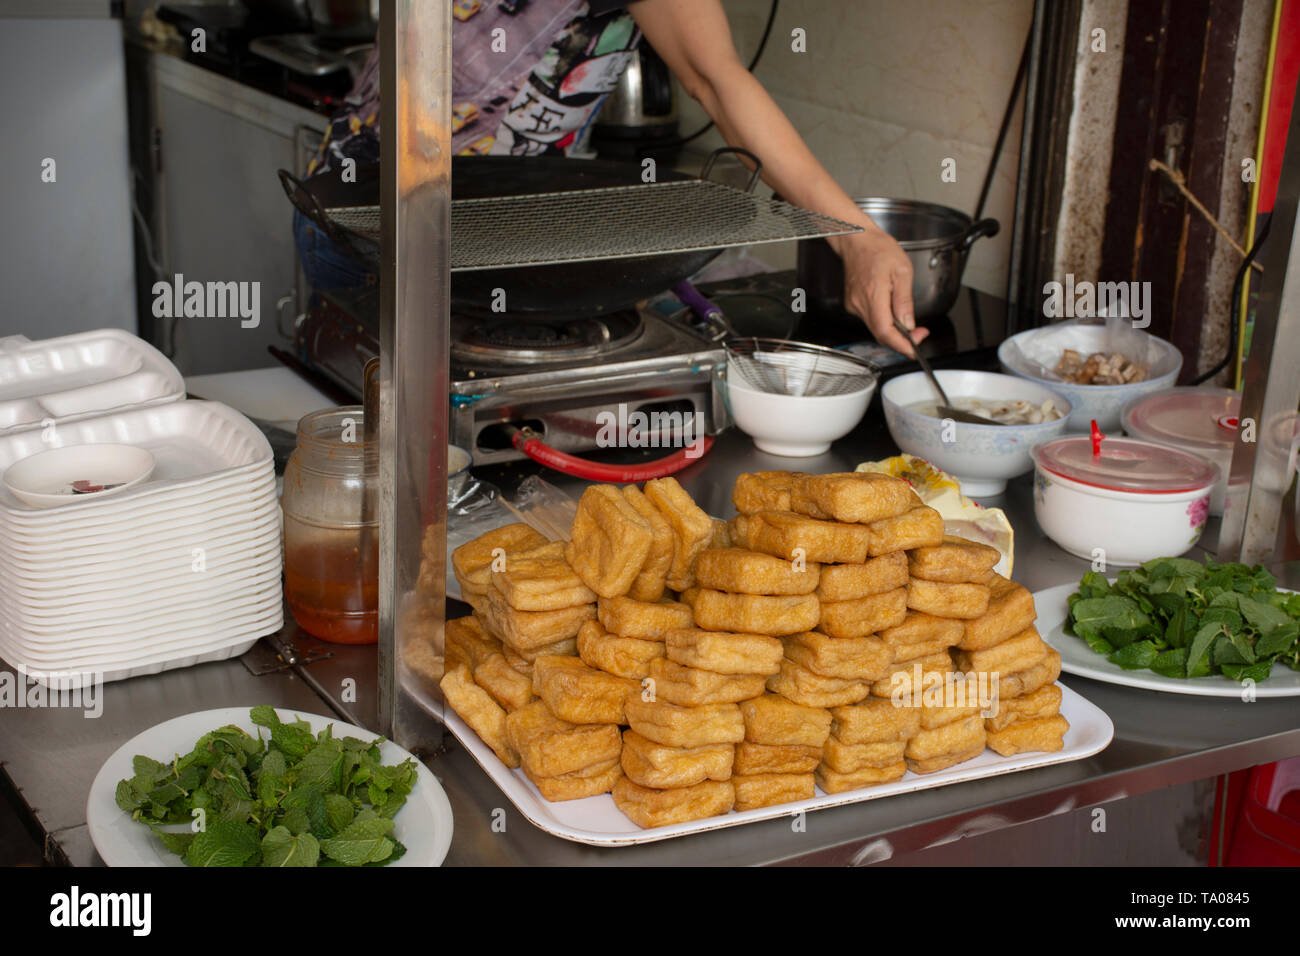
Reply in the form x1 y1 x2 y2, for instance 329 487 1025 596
833 226 928 356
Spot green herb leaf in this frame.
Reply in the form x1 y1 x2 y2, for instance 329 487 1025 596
183 819 260 867
319 816 396 866
260 825 321 867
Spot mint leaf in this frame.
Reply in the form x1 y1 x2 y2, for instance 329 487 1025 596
261 825 321 868
149 825 196 857
293 740 344 793
1186 621 1222 678
1109 640 1159 670
319 816 396 865
249 705 278 729
324 794 355 834
183 820 260 867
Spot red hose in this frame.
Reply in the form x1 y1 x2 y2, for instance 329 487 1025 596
511 428 714 482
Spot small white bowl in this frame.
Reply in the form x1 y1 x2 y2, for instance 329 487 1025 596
881 370 1072 496
3 444 156 509
1031 465 1214 566
448 443 472 500
725 372 876 457
999 322 1183 432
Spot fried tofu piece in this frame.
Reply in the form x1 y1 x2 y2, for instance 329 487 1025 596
620 730 734 789
491 555 596 611
440 664 519 767
880 611 966 649
452 523 549 597
576 619 664 680
865 505 944 556
480 583 596 651
790 472 918 524
647 657 767 706
816 551 909 602
822 737 908 773
766 658 872 708
829 697 921 744
870 652 954 700
531 655 638 725
502 645 534 677
739 693 832 748
782 630 894 681
732 741 823 775
565 485 654 599
744 511 871 564
528 758 623 802
677 587 701 608
692 589 821 637
445 615 502 671
728 514 755 550
505 700 622 778
890 636 960 662
920 701 982 730
984 683 1063 733
985 714 1070 756
623 485 675 603
733 773 814 811
818 588 909 639
597 595 694 640
664 628 784 676
815 762 906 793
643 477 714 591
709 518 732 549
625 697 745 748
502 635 578 663
904 714 985 761
473 653 535 711
908 535 1001 584
612 777 735 829
954 626 1048 676
998 649 1061 699
732 471 799 514
907 578 992 620
906 748 984 774
694 547 821 596
959 575 1037 651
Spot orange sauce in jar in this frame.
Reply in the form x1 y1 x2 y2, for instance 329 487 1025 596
283 517 379 644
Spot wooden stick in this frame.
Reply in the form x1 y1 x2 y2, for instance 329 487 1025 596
1147 158 1264 273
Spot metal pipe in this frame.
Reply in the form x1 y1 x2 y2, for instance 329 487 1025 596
378 0 451 744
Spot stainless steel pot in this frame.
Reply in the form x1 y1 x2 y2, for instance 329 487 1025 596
797 198 999 319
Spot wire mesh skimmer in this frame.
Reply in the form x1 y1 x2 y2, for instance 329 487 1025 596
725 338 880 398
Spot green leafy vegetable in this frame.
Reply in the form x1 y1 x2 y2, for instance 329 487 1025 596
1066 557 1300 682
116 708 416 867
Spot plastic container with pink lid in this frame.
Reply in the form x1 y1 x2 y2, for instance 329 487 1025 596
1122 386 1240 515
1030 426 1218 566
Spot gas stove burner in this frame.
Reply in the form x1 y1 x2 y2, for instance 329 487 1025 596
452 311 645 365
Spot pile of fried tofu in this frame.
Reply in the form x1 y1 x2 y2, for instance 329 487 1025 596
439 470 1069 830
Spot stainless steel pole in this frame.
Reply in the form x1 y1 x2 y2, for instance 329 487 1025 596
1218 87 1300 565
379 0 451 746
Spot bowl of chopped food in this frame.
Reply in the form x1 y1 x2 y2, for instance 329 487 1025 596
998 319 1183 432
881 369 1071 496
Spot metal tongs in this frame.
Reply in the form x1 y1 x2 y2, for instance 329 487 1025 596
893 319 1002 426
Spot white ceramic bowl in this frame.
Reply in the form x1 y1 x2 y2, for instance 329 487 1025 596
999 322 1183 432
725 367 877 457
2 443 156 509
1031 463 1214 566
881 370 1071 496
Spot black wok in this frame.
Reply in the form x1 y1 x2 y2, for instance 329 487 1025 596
280 150 759 317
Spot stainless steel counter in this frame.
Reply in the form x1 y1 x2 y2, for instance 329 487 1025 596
5 417 1299 866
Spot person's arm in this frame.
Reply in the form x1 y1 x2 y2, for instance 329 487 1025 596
627 0 927 354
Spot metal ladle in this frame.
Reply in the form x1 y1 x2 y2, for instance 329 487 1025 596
893 319 1002 426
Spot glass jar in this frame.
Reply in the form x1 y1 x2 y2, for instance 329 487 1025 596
282 406 379 644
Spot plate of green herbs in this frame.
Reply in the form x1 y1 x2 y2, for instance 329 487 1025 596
87 706 453 866
1035 557 1300 697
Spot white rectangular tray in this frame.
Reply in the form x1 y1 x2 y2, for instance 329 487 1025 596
3 636 264 689
0 330 184 436
436 682 1114 846
0 400 271 518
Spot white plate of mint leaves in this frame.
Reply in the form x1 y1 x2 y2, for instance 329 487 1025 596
1036 558 1300 698
87 706 453 866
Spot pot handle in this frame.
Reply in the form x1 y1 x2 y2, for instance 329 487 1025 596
959 217 1000 253
701 146 763 193
278 167 374 260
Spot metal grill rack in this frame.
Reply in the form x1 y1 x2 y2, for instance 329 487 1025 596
325 179 861 272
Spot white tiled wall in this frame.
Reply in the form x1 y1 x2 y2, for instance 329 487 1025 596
681 0 1034 296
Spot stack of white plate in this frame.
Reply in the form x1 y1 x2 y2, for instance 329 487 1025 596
0 400 282 687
